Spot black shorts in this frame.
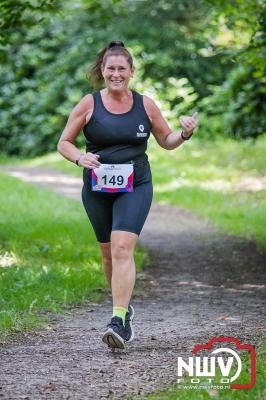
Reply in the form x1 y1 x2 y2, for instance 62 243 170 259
81 160 153 243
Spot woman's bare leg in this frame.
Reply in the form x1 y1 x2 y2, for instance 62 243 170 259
110 231 138 308
98 242 112 289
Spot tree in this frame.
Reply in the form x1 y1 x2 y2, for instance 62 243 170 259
0 0 61 46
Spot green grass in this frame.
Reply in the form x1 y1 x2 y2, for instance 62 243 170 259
14 134 266 251
0 173 148 342
141 341 266 400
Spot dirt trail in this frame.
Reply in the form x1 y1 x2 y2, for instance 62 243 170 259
0 166 265 399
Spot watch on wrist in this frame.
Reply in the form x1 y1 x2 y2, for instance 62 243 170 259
75 154 83 166
181 130 193 141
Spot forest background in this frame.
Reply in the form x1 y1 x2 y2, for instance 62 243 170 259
0 0 265 156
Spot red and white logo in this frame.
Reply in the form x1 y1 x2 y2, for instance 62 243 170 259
177 337 256 389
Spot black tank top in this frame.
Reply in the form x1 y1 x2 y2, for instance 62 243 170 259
83 90 152 164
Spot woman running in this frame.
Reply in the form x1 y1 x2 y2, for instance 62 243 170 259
57 40 198 349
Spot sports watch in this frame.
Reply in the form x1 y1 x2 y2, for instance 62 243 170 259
181 130 193 141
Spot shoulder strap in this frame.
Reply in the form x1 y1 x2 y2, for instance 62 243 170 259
132 90 143 110
92 91 100 112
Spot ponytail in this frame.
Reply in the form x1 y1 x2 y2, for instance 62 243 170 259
87 41 134 89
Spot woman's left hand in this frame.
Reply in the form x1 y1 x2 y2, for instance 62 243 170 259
179 112 199 136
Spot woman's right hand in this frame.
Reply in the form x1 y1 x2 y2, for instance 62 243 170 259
78 152 101 169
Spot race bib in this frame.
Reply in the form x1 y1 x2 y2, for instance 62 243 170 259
91 164 134 192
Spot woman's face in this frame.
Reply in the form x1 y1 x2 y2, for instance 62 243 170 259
101 55 134 91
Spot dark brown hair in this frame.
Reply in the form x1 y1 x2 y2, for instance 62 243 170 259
87 41 134 88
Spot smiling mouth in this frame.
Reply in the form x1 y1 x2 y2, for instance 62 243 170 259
111 80 123 84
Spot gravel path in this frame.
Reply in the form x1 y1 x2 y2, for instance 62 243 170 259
0 166 265 399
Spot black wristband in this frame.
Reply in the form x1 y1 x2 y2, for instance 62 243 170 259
181 130 193 141
75 154 83 166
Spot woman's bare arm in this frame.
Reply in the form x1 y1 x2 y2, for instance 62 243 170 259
143 95 198 150
57 94 101 168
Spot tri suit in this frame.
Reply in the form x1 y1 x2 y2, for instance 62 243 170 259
82 90 153 243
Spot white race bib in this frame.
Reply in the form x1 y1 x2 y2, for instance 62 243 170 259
91 164 134 192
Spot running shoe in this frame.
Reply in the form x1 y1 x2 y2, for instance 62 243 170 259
102 316 125 349
124 304 135 342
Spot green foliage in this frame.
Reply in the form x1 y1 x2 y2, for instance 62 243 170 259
0 0 265 156
198 65 265 139
0 0 61 46
196 0 266 139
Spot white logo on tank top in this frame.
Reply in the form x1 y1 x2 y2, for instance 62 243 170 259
136 124 147 137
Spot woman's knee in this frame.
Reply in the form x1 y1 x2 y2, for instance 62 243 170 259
111 231 137 260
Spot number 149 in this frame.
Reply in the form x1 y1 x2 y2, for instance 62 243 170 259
102 175 124 186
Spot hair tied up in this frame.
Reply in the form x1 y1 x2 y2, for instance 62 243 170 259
108 41 125 49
